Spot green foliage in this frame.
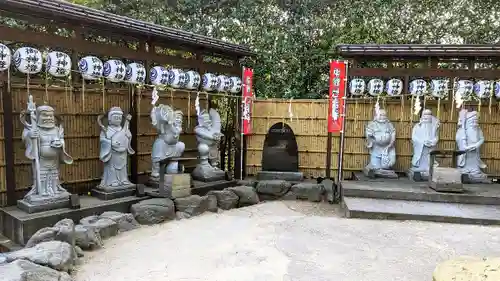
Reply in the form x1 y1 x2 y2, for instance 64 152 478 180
69 0 500 99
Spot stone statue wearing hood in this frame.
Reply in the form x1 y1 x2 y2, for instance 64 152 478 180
19 96 73 212
364 109 397 178
96 107 135 192
408 109 440 181
456 109 490 183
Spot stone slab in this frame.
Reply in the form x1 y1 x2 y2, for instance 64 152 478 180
257 171 304 181
429 167 464 193
191 180 238 196
342 179 500 205
17 198 71 214
191 165 226 182
91 186 137 200
0 195 149 246
343 197 500 225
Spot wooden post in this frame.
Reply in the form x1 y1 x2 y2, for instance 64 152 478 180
2 81 16 206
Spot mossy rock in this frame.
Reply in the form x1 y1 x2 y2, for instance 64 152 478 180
433 256 500 281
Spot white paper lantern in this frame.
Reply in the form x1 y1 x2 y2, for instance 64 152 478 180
473 80 493 99
150 66 169 86
168 68 186 88
494 82 500 99
455 80 474 100
202 73 218 92
13 47 43 74
0 44 11 72
78 56 103 80
46 51 71 77
430 80 449 98
184 70 201 89
349 78 365 96
367 79 384 96
216 75 231 92
409 79 427 96
103 59 126 82
385 78 403 97
124 63 146 84
229 77 242 93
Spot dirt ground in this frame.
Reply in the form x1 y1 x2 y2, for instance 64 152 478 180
74 201 500 281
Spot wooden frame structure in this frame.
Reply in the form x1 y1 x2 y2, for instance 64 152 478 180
0 0 253 206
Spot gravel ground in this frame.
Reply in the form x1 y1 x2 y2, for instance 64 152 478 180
74 201 500 281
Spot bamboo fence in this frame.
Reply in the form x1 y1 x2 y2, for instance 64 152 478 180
247 98 500 179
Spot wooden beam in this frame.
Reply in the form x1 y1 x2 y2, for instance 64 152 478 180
1 81 16 206
0 25 240 75
349 67 500 79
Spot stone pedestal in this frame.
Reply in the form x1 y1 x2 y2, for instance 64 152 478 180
257 171 304 182
429 167 464 193
92 184 139 201
17 191 72 214
407 170 428 182
147 173 192 199
191 164 226 182
363 167 398 179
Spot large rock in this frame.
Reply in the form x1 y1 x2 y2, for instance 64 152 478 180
5 241 76 272
284 183 325 202
206 195 218 212
174 195 210 216
99 211 139 232
0 259 73 281
433 256 500 281
321 179 336 203
237 179 257 188
130 198 175 225
207 190 239 210
80 216 119 239
74 224 103 250
227 186 260 207
255 180 292 199
25 219 75 248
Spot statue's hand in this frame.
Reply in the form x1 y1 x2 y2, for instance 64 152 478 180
126 114 132 121
30 128 39 139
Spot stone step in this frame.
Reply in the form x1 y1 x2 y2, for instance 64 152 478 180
343 197 500 225
342 180 500 205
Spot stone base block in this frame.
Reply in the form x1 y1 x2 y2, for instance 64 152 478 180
257 171 303 182
92 184 139 200
17 197 71 214
146 174 192 199
191 164 226 182
429 167 464 193
407 170 428 182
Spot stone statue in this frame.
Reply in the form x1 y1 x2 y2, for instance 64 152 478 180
408 109 440 181
96 107 135 192
19 95 72 212
192 108 225 182
150 104 185 183
364 109 398 178
456 109 490 183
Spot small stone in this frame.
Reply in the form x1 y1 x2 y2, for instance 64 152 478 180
289 183 325 202
74 224 103 250
206 194 218 212
74 246 84 257
80 216 119 239
207 190 239 210
99 211 140 232
175 211 191 220
227 186 260 206
433 256 500 281
130 198 176 225
174 195 210 216
5 241 76 272
0 259 73 281
255 180 292 198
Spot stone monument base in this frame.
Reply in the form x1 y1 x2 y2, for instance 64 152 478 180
92 184 143 201
429 167 464 193
191 164 226 182
17 191 72 214
147 173 192 199
257 171 304 182
363 167 398 179
407 169 429 182
461 173 492 184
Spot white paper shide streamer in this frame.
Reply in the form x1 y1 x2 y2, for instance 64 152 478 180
413 96 421 115
288 98 293 121
151 87 159 105
195 92 201 117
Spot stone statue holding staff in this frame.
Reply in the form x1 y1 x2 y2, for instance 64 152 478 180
19 95 73 211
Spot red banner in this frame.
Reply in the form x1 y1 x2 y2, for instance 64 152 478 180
327 60 347 133
242 67 254 135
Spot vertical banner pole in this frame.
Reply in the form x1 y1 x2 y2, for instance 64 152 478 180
325 60 333 178
337 61 349 202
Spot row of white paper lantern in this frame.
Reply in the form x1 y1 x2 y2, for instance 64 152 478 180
0 44 242 93
349 78 500 99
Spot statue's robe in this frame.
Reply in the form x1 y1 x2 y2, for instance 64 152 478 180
411 118 439 173
151 111 185 176
456 124 486 174
99 125 134 188
22 126 73 199
365 120 396 170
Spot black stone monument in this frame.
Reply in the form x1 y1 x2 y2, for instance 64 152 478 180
258 122 303 181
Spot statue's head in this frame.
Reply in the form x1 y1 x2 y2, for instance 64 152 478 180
108 107 123 126
466 111 479 128
420 109 433 123
375 109 388 122
200 110 212 128
36 105 55 128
